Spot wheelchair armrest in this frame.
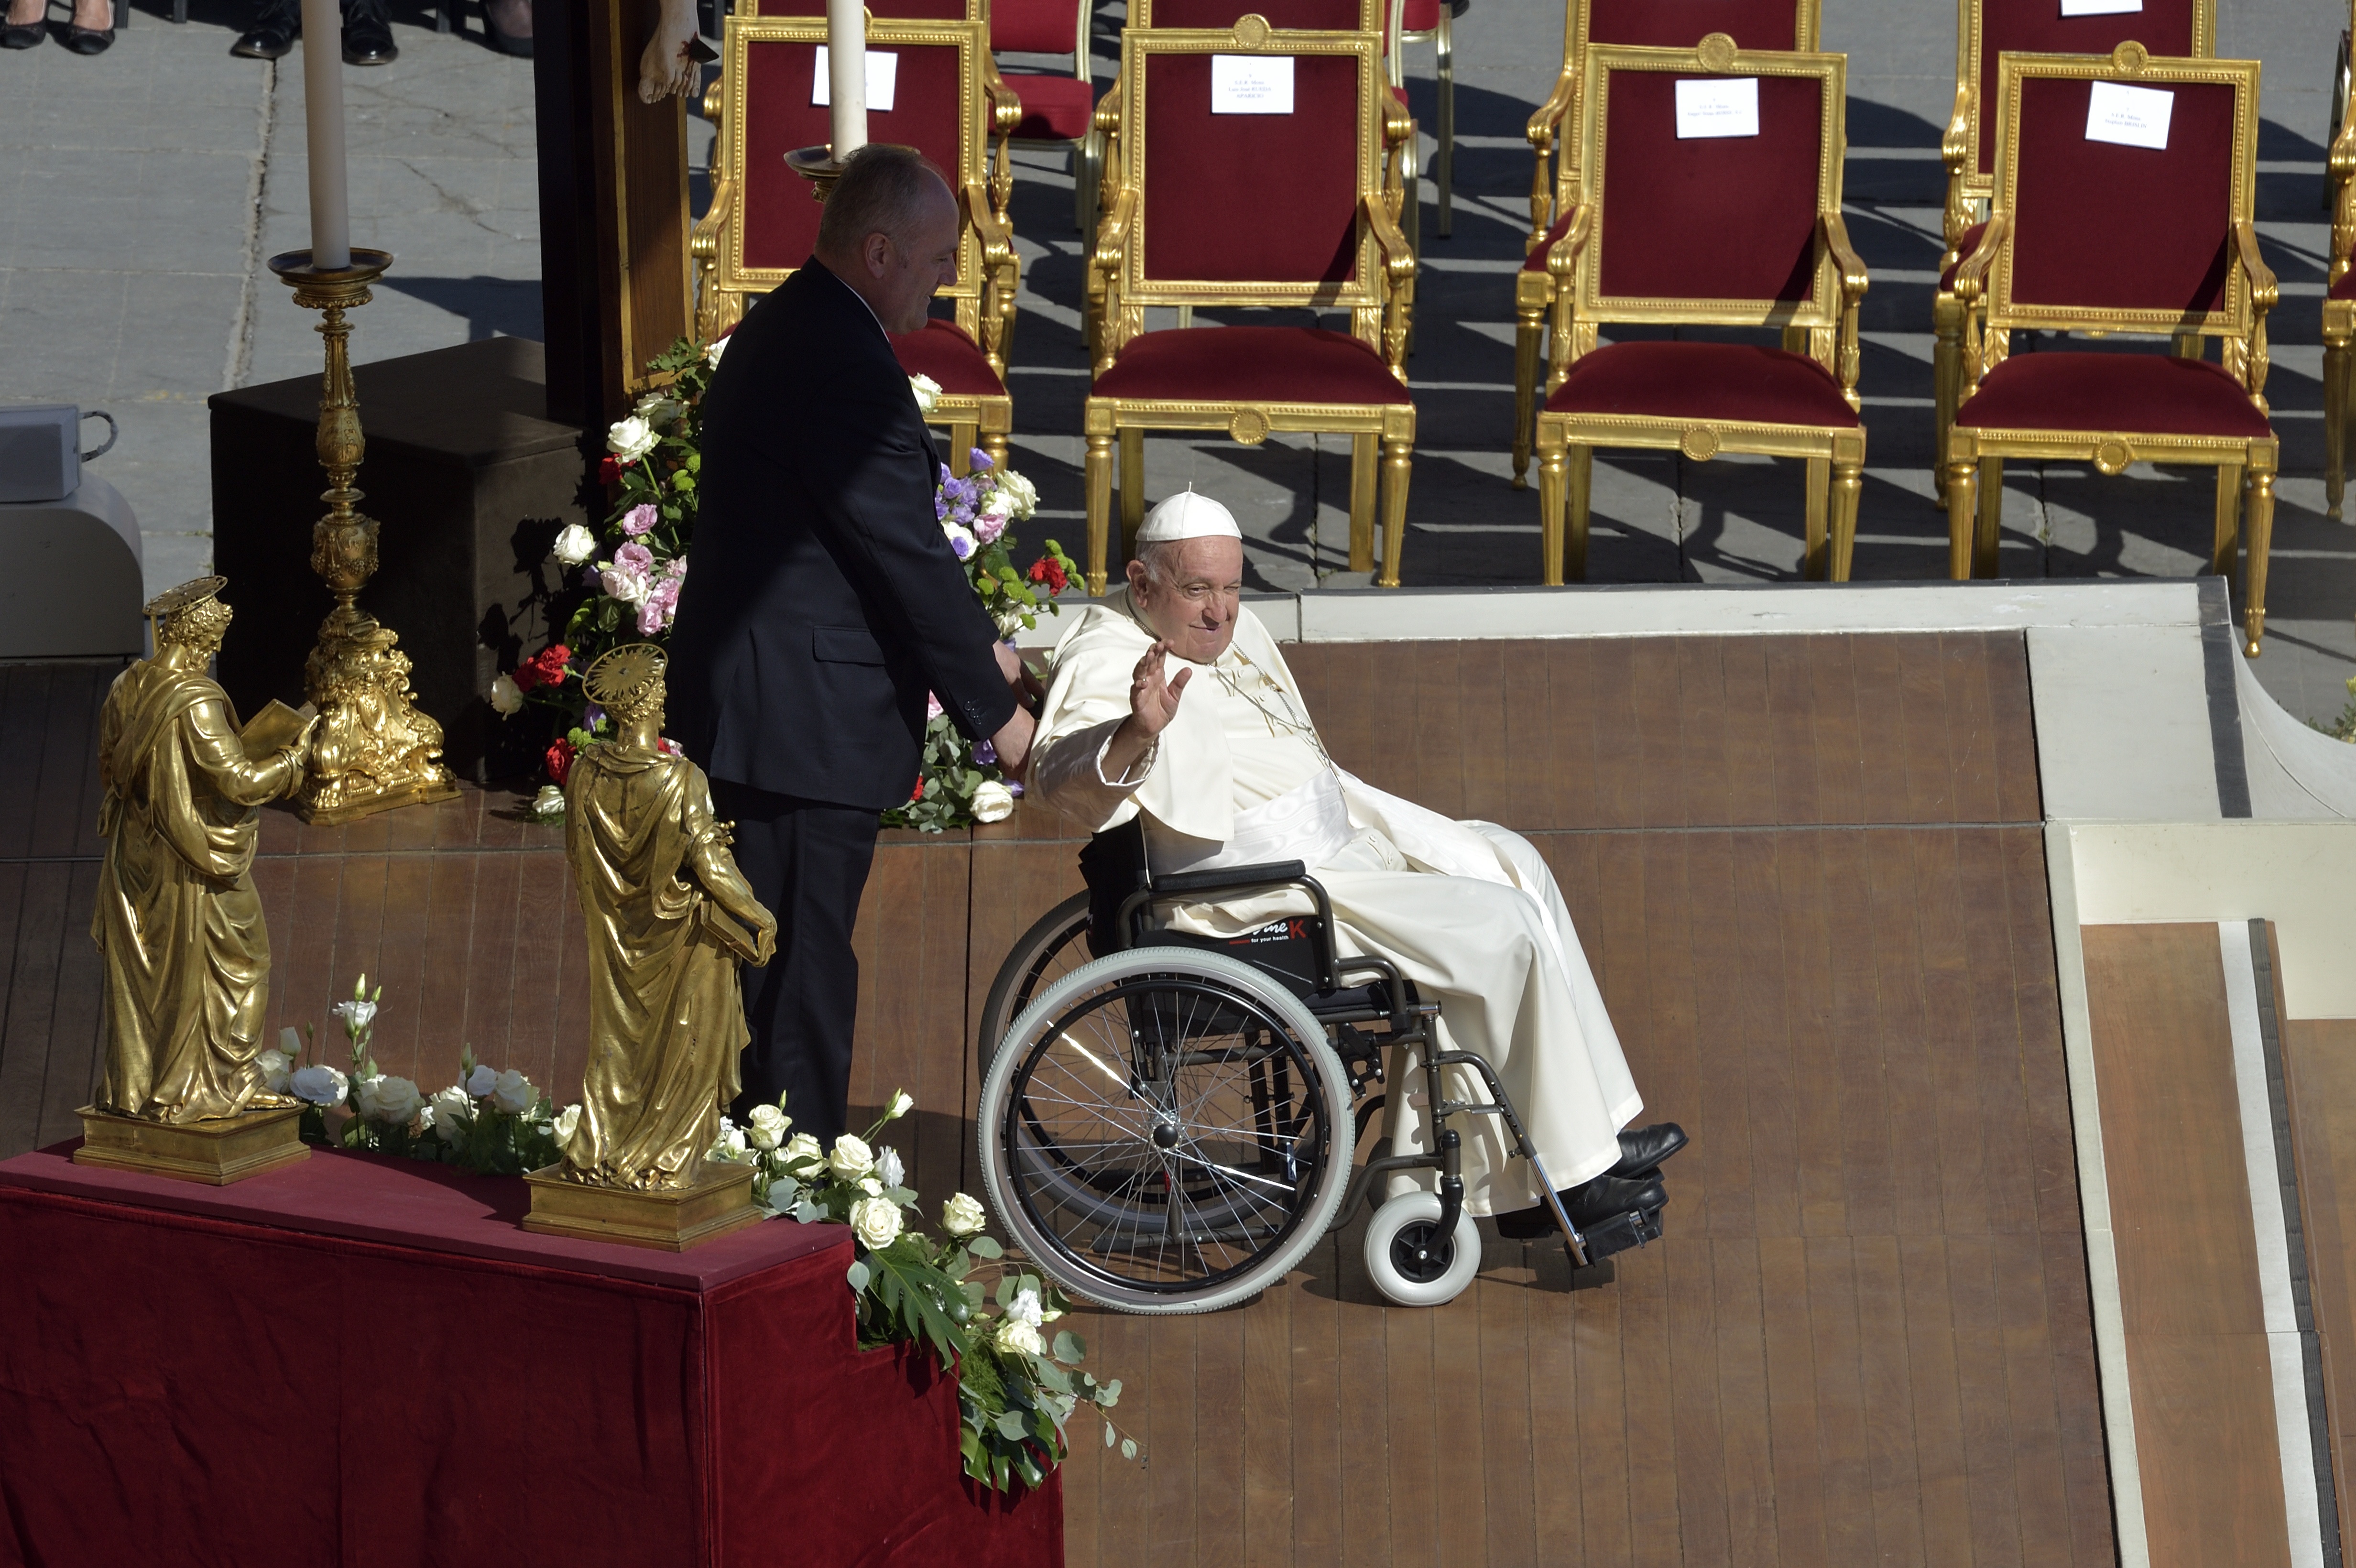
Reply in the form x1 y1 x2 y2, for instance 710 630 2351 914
1119 862 1340 991
1147 860 1308 897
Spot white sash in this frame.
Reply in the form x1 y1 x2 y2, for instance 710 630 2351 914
1148 768 1354 878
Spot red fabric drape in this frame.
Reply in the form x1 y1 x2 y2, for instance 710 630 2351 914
0 1148 1059 1568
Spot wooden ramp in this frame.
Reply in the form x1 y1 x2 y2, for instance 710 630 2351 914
0 634 2120 1565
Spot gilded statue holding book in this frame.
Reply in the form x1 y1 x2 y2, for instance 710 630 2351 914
83 577 315 1164
551 643 777 1205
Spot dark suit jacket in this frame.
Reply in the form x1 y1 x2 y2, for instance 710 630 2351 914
667 260 1017 810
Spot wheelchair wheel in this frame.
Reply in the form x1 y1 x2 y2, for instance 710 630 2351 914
977 948 1353 1314
1363 1191 1481 1307
977 890 1093 1074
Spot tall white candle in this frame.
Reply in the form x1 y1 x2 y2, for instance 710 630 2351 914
826 0 866 160
300 0 351 271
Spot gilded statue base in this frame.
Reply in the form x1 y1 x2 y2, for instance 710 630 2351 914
520 1160 761 1251
72 1104 310 1187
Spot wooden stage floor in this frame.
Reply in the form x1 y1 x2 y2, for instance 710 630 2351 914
0 633 2113 1566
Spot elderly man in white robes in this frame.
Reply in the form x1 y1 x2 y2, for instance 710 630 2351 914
1026 491 1683 1238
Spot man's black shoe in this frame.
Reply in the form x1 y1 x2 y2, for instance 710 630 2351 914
1493 1172 1667 1240
1610 1121 1688 1177
230 10 296 57
341 0 394 63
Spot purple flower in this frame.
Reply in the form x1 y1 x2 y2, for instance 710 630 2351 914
974 738 997 766
969 447 993 472
584 703 606 731
1007 779 1024 797
580 565 602 588
636 575 682 634
938 463 953 485
614 541 655 575
622 503 660 537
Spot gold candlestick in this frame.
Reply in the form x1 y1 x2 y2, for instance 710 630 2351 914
268 247 459 825
785 145 844 203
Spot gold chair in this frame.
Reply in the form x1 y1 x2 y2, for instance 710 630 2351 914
992 0 1105 235
694 13 1016 473
1385 0 1451 236
1532 37 1867 584
2323 2 2356 516
1930 0 2213 497
1084 19 1418 593
1511 0 1817 490
1944 46 2277 655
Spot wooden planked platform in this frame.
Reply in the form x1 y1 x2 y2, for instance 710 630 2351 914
0 632 2114 1565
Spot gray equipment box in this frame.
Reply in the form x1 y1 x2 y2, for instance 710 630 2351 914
0 405 118 504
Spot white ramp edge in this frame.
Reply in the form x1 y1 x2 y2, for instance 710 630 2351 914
2239 656 2356 819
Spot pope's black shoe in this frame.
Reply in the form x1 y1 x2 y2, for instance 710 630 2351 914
341 0 394 64
1493 1172 1667 1240
2 6 48 45
1609 1121 1688 1178
61 18 109 48
231 6 297 57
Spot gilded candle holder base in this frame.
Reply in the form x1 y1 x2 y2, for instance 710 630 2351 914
267 248 460 826
72 1104 310 1187
785 144 844 203
521 1160 762 1251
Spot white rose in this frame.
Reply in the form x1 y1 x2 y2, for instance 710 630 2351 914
850 1195 904 1250
433 1085 472 1143
828 1134 875 1180
489 674 524 715
971 780 1015 824
993 1316 1044 1357
417 1105 436 1131
782 1132 823 1168
711 1122 750 1162
491 1068 536 1115
606 415 658 462
552 1104 581 1144
746 1109 786 1152
288 1065 348 1106
329 997 377 1034
257 1048 292 1094
357 1074 423 1126
633 392 682 427
532 785 566 819
466 1064 497 1098
858 1176 883 1197
875 1146 905 1189
600 564 651 605
942 1192 988 1238
884 1089 914 1121
909 373 943 414
998 468 1038 519
551 523 599 566
704 335 729 369
1006 1287 1044 1327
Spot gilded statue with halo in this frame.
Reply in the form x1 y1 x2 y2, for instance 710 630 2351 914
76 577 318 1182
525 643 776 1244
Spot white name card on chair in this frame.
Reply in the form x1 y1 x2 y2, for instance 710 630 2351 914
813 47 898 112
2084 79 2172 150
1211 54 1295 114
1674 77 1759 140
2059 0 2140 15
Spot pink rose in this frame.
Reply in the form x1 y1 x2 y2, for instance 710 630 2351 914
926 691 944 720
614 541 655 575
636 576 681 635
622 503 659 537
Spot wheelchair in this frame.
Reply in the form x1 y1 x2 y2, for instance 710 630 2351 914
973 821 1665 1315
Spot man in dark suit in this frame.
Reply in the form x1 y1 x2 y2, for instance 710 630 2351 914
667 144 1035 1147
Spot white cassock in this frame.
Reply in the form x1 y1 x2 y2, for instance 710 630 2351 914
1028 588 1641 1215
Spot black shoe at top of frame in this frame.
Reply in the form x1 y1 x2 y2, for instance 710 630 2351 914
341 5 394 64
62 18 109 49
231 14 297 57
1493 1171 1667 1241
1 14 44 46
479 0 530 57
1608 1121 1688 1178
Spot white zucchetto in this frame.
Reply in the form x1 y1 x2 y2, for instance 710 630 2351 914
1135 488 1242 544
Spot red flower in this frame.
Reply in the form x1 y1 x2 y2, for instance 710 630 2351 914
545 737 577 787
910 776 925 803
1026 556 1069 594
598 455 622 487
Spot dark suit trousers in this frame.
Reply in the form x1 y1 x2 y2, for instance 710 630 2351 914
711 779 880 1147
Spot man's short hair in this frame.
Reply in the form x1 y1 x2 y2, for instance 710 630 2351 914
816 144 952 256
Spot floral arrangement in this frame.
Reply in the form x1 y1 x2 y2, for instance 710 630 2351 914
2316 675 2356 744
486 335 1080 834
264 975 577 1177
709 1089 1138 1491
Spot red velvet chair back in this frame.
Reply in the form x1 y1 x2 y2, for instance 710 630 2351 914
1586 0 1809 51
992 0 1082 55
1115 28 1385 305
756 0 975 19
1133 0 1376 33
1962 0 2209 177
1578 47 1841 318
1988 54 2257 333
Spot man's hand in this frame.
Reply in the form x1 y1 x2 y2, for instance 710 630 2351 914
991 707 1036 781
993 641 1046 714
1099 640 1189 783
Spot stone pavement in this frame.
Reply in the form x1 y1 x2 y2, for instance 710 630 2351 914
1 0 2351 726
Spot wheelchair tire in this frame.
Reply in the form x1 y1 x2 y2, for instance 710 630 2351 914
978 947 1354 1315
1363 1191 1481 1308
977 890 1094 1074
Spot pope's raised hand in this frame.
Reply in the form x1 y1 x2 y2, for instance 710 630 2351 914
1129 641 1191 739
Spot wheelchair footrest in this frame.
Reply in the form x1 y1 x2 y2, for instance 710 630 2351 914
1574 1204 1664 1266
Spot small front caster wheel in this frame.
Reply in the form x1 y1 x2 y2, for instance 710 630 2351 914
1363 1191 1481 1307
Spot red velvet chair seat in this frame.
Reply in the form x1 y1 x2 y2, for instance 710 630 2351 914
1940 219 1989 291
1543 341 1859 427
1002 72 1095 142
889 319 1007 397
1398 0 1439 30
1093 325 1412 405
1954 350 2270 438
1523 211 1574 272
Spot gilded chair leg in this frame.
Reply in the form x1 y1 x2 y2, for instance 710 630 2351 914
1084 431 1114 597
2243 463 2275 656
1830 458 1863 581
1536 435 1566 585
1802 457 1831 581
1945 457 1980 580
1512 303 1543 490
949 423 978 477
1974 456 2004 578
1931 289 1963 502
1435 11 1453 239
2327 338 2350 519
1118 427 1145 558
1566 444 1593 583
982 431 1010 471
2211 462 2245 586
1349 433 1378 574
1378 435 1413 588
